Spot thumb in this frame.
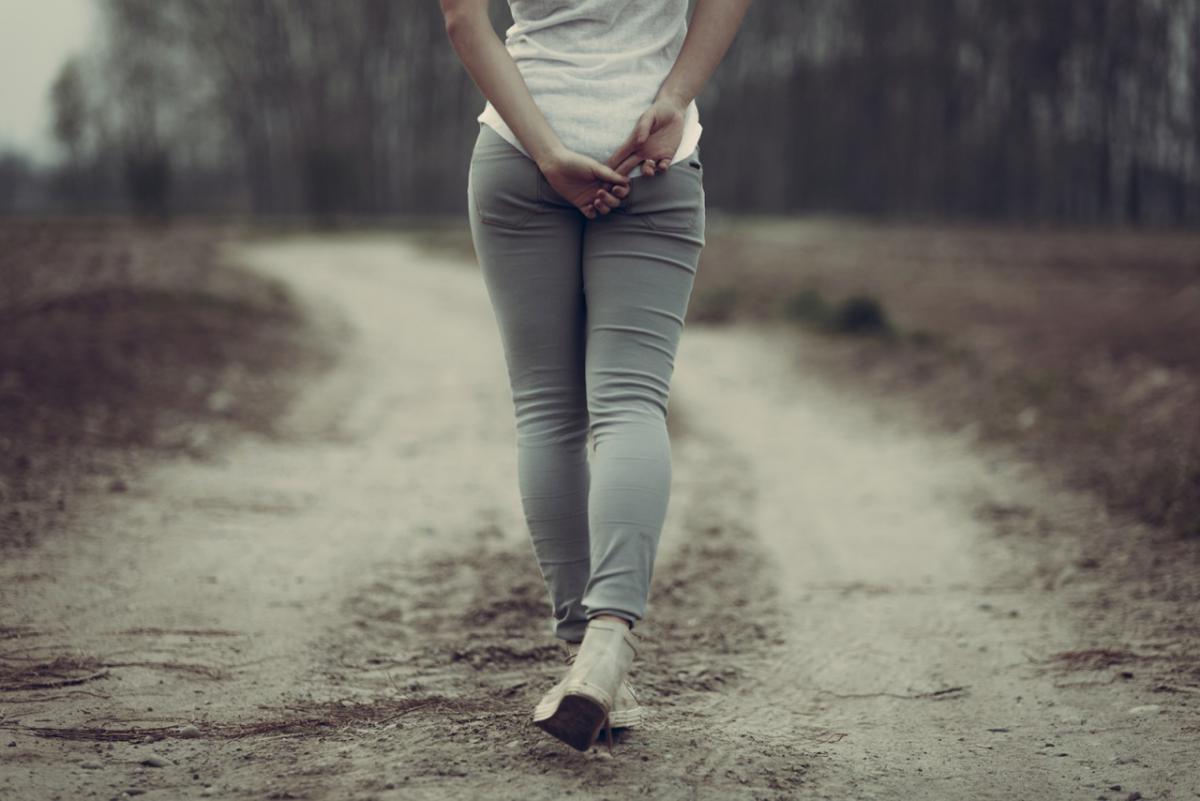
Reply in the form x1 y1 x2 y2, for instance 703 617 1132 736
607 110 656 169
629 111 654 151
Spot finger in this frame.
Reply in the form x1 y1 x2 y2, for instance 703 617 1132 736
611 183 629 199
581 203 597 219
658 158 671 172
606 111 655 170
634 112 655 145
594 188 621 210
607 134 639 171
614 153 642 177
593 163 630 187
642 159 656 177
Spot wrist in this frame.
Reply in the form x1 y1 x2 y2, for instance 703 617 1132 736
655 88 690 112
533 142 570 173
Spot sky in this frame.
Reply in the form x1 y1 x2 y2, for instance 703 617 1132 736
0 0 100 165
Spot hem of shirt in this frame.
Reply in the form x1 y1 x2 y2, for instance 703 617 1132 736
476 101 702 179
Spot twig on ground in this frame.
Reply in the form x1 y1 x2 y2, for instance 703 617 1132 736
816 685 968 700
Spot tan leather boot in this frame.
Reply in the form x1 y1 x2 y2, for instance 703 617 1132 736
532 618 640 751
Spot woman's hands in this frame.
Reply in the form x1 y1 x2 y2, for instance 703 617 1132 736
536 94 691 219
538 147 631 219
555 97 687 218
541 94 689 218
605 97 688 179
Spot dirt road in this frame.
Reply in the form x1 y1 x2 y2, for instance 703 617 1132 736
2 233 1196 800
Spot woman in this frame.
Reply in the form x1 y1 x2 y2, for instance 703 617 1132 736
441 0 752 753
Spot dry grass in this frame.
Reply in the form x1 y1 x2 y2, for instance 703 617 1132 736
0 654 111 691
3 696 456 743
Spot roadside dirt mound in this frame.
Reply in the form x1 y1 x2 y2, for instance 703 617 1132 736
0 221 333 548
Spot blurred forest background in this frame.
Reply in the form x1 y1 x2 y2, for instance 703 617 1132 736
2 0 1199 226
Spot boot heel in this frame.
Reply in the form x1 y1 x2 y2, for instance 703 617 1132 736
531 618 639 751
533 693 607 751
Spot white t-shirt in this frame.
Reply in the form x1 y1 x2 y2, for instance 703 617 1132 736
476 0 703 179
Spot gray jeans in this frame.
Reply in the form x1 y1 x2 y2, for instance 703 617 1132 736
467 122 705 642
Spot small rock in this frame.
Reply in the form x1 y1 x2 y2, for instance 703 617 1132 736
109 479 129 493
1108 786 1121 792
1053 565 1079 589
141 755 170 768
124 790 146 797
6 741 15 747
175 725 202 739
81 761 103 770
1125 793 1141 801
207 390 235 413
1128 705 1162 716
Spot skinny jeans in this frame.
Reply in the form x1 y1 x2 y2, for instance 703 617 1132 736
466 122 705 642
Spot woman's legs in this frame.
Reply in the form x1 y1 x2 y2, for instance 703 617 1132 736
468 123 705 640
577 176 705 628
469 127 593 643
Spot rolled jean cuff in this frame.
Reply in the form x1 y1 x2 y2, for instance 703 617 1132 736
585 608 639 630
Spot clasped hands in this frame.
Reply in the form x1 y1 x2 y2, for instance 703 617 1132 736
537 97 687 220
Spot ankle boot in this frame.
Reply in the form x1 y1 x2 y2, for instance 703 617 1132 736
538 641 644 730
532 617 639 751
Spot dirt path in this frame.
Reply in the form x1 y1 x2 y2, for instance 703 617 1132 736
1 233 1195 800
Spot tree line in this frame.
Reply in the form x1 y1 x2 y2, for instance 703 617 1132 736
4 0 1197 226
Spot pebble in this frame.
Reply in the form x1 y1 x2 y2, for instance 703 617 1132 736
175 725 202 738
141 755 170 768
1125 793 1142 801
207 390 235 413
1127 705 1162 715
81 761 103 770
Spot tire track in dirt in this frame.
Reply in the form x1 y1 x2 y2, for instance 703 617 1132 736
670 322 1200 799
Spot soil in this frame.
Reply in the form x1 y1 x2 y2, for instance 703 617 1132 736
1 231 1197 800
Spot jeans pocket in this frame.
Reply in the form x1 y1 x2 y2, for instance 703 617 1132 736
469 146 540 229
635 157 704 232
